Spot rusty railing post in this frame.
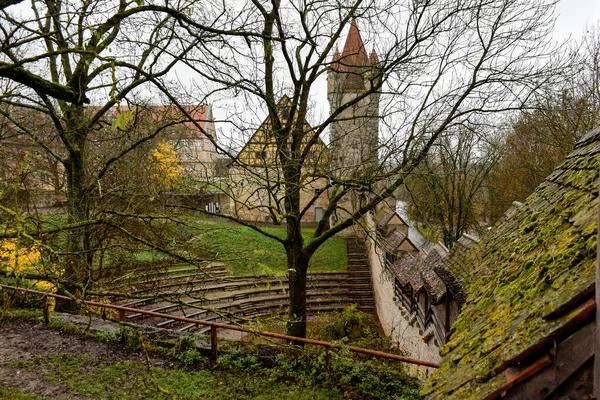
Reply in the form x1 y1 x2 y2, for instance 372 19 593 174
210 326 218 361
0 284 440 368
42 295 49 325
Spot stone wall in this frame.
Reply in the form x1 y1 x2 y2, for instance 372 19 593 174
364 212 442 369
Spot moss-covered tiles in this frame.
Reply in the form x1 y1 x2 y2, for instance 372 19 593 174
423 126 600 399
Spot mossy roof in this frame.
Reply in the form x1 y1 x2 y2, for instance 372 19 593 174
443 235 478 283
423 126 600 399
380 228 408 253
391 245 449 304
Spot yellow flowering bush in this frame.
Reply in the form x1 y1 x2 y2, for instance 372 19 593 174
151 142 183 189
0 239 56 309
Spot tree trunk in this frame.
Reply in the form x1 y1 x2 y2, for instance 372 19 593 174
286 219 309 338
287 248 309 338
55 123 90 312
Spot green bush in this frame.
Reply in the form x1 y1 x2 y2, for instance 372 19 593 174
176 348 204 366
173 336 205 366
309 305 398 353
216 346 263 371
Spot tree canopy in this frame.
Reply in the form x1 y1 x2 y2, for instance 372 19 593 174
0 0 566 337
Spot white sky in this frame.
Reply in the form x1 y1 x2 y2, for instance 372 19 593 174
212 0 600 148
311 0 600 139
554 0 600 41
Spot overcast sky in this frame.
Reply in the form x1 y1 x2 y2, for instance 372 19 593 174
554 0 600 41
212 0 600 146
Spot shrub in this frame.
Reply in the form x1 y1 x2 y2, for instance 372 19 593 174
216 346 263 372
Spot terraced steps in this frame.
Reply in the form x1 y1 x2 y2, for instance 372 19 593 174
106 263 230 293
113 237 376 334
346 238 376 313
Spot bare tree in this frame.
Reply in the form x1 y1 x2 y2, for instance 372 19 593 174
0 0 565 337
403 126 501 248
0 0 252 310
176 0 563 337
488 25 600 222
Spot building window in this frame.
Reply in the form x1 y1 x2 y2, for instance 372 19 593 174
315 207 324 222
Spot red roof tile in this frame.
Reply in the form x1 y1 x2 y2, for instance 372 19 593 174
369 48 379 65
87 104 212 140
331 19 378 71
340 19 369 67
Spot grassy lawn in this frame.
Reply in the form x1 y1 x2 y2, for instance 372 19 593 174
193 225 347 276
0 385 48 400
7 354 343 400
4 212 348 277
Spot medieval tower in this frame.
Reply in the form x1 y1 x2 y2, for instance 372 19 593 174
328 19 380 180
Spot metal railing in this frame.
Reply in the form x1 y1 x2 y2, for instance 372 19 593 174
0 284 439 368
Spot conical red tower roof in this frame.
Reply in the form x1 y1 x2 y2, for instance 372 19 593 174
331 19 378 70
369 48 379 65
330 19 379 91
332 48 341 63
341 19 369 67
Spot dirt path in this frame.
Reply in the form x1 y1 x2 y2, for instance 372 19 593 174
0 318 169 399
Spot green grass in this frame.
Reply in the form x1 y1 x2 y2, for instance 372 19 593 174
0 385 48 400
193 225 347 276
6 212 347 277
1 308 421 400
8 354 343 400
176 213 227 222
0 385 50 400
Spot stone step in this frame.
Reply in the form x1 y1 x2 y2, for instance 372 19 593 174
120 237 378 334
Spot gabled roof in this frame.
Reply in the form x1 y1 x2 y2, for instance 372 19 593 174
380 228 417 254
392 253 425 293
375 207 409 229
234 95 328 163
421 247 449 303
391 245 448 304
423 126 600 399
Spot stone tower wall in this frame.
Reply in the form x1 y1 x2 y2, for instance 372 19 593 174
327 72 379 179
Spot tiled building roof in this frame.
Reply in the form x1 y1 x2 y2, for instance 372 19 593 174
422 126 600 399
392 254 425 292
86 104 213 139
421 248 449 303
442 235 477 283
375 208 396 228
390 245 451 305
380 228 407 253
